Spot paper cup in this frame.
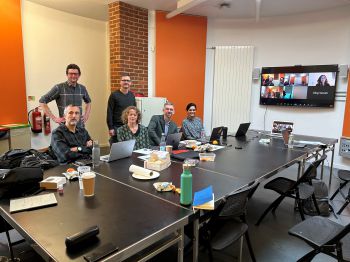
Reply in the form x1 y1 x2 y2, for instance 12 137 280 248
82 172 96 197
166 145 173 154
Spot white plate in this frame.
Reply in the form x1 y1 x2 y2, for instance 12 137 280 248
132 171 160 180
181 140 201 145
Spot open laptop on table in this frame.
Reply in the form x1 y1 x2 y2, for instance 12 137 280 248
230 122 251 137
100 140 135 162
166 132 182 150
198 126 224 144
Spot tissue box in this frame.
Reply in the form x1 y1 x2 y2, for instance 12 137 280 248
40 176 66 190
145 151 171 171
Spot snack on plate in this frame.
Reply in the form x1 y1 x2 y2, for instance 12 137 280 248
67 168 76 174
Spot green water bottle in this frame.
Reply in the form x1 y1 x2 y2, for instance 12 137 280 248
180 164 192 206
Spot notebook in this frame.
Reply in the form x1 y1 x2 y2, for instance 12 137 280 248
193 186 214 210
10 193 57 213
100 140 136 162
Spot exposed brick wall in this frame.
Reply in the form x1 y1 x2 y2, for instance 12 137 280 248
108 1 148 96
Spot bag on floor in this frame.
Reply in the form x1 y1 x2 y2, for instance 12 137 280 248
303 179 330 217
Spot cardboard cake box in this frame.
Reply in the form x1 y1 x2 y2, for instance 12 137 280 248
40 176 66 190
144 151 171 171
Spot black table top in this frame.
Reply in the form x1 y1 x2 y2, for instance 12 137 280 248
93 155 245 210
0 165 192 261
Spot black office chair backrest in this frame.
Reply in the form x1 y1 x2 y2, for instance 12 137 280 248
219 182 259 218
296 155 327 186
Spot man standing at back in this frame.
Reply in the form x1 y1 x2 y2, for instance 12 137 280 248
148 101 178 146
39 64 91 125
106 73 136 144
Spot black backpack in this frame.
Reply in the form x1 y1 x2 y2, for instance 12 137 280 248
0 149 36 169
0 167 43 199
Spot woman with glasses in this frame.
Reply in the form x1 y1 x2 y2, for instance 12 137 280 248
181 103 204 140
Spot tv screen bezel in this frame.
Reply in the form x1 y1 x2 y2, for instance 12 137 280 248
259 64 338 108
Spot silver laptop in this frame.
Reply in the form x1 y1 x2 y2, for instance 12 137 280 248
166 132 182 149
100 140 136 162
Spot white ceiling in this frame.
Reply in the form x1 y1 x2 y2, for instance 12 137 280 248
27 0 350 21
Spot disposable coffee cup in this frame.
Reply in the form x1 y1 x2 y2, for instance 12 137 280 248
166 145 173 154
82 172 96 197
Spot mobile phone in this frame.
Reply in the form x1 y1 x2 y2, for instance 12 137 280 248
83 243 118 262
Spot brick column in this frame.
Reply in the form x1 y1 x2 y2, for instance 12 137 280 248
108 1 148 95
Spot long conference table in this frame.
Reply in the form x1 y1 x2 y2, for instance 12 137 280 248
0 131 337 261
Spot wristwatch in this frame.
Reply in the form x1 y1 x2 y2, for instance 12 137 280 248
77 147 82 152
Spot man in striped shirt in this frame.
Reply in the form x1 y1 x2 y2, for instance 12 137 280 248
39 64 91 125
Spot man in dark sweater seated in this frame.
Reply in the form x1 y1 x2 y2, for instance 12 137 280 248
51 105 93 163
106 73 136 144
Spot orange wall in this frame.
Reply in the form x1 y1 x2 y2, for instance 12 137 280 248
342 71 350 137
0 0 27 124
155 11 207 126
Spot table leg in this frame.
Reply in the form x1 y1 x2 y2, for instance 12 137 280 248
178 227 184 262
329 146 335 189
193 218 199 262
320 148 325 180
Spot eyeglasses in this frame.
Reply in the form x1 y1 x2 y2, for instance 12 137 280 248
67 73 79 76
121 79 131 82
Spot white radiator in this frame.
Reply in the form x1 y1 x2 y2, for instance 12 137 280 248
211 46 254 132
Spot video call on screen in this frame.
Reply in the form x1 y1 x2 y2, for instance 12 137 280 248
259 64 338 107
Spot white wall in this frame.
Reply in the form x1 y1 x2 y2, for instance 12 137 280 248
22 0 110 148
205 6 350 169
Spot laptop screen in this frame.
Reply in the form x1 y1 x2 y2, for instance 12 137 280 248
272 121 294 134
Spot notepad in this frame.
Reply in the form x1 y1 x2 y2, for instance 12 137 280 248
193 186 214 210
10 193 57 213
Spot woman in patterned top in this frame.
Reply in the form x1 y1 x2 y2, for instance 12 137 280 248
116 106 150 150
181 103 204 140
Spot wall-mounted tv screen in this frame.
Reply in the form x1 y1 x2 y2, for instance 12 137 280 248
260 64 338 107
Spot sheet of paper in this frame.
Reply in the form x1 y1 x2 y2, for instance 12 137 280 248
133 148 154 155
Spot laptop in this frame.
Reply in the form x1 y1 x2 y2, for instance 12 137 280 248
230 123 251 137
271 121 294 137
198 127 224 144
100 140 136 162
166 132 182 150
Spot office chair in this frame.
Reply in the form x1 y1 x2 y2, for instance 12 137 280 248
199 182 258 262
288 216 350 261
330 169 350 215
1 216 25 261
255 155 326 226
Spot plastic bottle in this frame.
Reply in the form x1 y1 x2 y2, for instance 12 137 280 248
160 133 166 151
180 164 193 206
92 140 100 167
200 128 206 141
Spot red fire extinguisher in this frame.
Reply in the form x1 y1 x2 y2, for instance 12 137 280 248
28 107 42 133
43 113 51 135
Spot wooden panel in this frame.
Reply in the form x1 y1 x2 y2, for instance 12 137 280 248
155 11 207 126
0 0 27 124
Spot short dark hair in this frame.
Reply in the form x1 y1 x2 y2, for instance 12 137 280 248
121 72 131 78
186 103 197 111
66 64 81 75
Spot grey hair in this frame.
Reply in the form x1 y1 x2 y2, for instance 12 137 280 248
164 101 174 108
63 105 80 116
